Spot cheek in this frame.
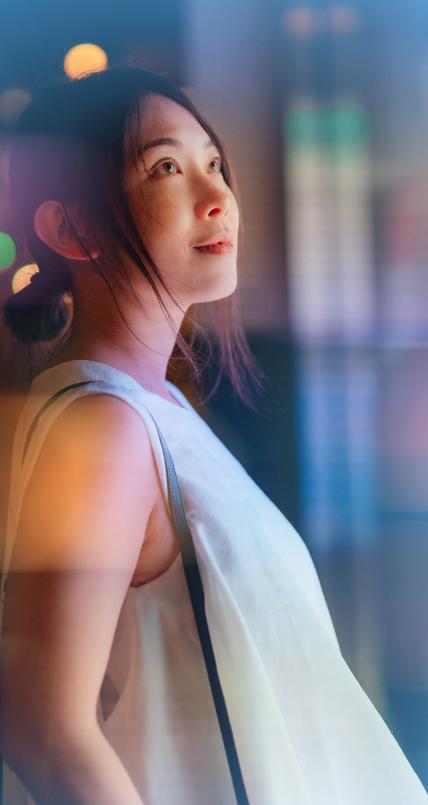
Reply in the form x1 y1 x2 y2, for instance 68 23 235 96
230 194 240 224
135 206 191 269
137 190 183 232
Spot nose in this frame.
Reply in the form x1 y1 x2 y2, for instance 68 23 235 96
194 184 231 220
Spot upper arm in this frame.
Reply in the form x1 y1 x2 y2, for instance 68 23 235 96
0 393 159 758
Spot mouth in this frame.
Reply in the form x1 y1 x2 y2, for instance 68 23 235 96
193 239 235 255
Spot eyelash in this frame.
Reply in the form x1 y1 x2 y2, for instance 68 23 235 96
150 156 223 177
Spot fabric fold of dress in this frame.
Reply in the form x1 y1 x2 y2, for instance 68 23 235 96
1 359 427 804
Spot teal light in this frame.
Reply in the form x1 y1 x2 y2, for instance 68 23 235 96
0 232 17 270
284 103 369 152
321 105 368 148
285 106 320 146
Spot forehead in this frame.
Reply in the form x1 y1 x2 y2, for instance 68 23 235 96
141 95 203 141
139 93 208 142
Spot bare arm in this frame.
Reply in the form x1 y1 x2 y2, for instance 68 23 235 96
0 394 160 804
6 723 145 805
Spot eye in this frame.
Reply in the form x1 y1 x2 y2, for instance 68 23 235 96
151 159 179 177
209 156 223 173
149 155 223 178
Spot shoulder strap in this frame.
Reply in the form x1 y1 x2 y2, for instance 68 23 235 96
7 382 250 805
150 411 250 805
21 380 94 466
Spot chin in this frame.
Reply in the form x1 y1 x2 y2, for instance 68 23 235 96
200 271 238 302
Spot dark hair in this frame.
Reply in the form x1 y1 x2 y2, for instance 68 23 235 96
3 65 265 409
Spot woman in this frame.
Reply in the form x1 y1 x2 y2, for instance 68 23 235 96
0 67 426 804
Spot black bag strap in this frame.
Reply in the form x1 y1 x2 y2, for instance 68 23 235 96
18 382 250 805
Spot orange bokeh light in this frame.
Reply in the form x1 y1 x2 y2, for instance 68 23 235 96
12 263 39 294
63 43 108 80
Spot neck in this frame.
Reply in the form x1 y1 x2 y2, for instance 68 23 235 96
41 266 187 396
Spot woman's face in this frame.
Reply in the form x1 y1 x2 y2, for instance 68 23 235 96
123 93 239 308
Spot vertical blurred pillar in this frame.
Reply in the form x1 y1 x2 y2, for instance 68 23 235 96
181 0 287 334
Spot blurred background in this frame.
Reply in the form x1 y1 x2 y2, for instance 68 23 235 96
0 0 427 789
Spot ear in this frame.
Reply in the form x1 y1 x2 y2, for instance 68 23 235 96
33 200 100 261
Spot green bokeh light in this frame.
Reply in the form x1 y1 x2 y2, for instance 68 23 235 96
284 103 368 151
285 106 319 146
321 105 368 148
0 232 17 270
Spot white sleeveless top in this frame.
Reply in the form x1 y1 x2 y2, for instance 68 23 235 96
1 359 426 804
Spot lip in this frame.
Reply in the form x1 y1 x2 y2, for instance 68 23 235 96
193 241 235 256
192 234 235 248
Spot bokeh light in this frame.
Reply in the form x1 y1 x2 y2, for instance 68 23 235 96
63 43 108 79
329 4 361 34
0 88 31 125
11 263 39 294
0 232 17 270
285 101 319 147
282 7 318 39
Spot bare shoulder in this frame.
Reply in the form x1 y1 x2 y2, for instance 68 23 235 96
10 391 160 576
42 391 156 466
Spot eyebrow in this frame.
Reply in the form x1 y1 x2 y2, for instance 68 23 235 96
137 136 216 157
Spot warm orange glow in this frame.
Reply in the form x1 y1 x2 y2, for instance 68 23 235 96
63 43 108 80
12 263 39 294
